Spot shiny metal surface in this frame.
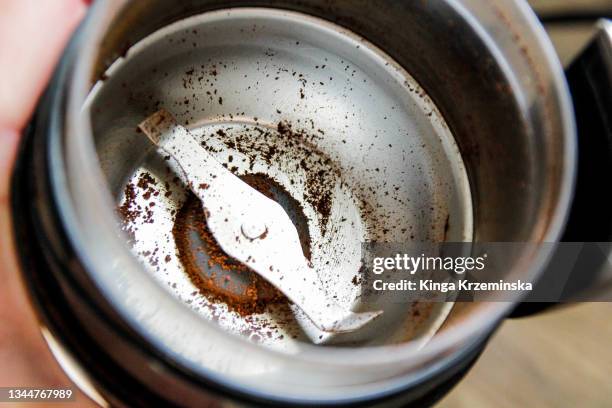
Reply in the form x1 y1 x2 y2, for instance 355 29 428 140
598 19 612 74
88 8 469 353
138 109 383 335
53 0 576 404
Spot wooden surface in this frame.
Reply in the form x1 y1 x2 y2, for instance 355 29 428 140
440 303 612 407
529 0 608 66
530 0 611 13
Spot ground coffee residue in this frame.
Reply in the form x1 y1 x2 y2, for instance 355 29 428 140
173 190 288 317
117 172 159 243
276 121 334 233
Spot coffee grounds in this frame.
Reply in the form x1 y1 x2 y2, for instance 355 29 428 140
173 191 288 317
276 121 334 234
118 183 138 224
117 172 160 243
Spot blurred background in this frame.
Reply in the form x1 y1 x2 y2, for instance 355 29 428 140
530 0 611 65
442 0 612 406
442 304 612 407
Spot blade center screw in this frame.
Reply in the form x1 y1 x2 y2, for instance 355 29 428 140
241 222 268 241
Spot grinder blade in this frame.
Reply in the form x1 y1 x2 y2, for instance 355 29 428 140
138 109 382 333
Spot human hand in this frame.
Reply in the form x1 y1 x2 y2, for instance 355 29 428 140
0 1 95 406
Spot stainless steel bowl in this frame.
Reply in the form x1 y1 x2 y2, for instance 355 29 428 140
14 0 576 405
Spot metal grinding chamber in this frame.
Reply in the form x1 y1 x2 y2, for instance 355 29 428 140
93 7 473 348
12 0 586 406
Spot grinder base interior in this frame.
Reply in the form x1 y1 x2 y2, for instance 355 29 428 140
88 8 473 349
